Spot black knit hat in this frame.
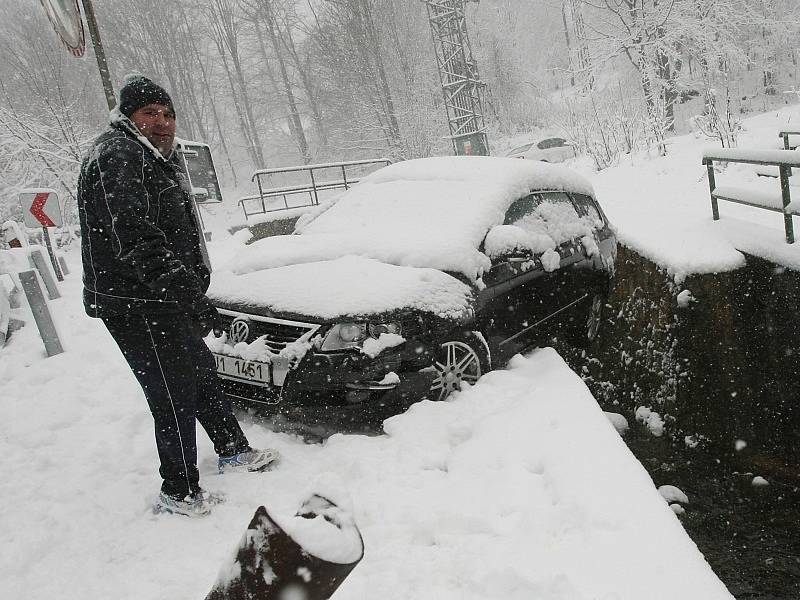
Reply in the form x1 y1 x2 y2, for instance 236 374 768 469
118 74 174 118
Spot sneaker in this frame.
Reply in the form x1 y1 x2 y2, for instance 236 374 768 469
218 447 280 474
155 490 212 518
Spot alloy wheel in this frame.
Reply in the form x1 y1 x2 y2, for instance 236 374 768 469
430 340 483 401
586 293 603 341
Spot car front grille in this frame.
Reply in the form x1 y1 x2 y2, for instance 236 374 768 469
218 309 320 354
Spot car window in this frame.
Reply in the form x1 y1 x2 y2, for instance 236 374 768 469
536 138 567 150
504 192 575 226
571 193 604 225
504 191 591 243
503 194 543 225
508 142 535 155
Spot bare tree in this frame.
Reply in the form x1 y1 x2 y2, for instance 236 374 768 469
207 0 266 167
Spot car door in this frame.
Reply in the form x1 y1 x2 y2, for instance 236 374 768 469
477 191 598 357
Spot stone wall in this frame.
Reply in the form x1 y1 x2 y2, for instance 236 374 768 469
573 246 800 468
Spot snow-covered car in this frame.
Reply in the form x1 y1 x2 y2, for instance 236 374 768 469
506 137 577 163
205 156 616 422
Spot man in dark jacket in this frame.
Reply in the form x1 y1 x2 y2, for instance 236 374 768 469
77 75 277 518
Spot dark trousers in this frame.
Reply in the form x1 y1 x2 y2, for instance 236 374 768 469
102 313 250 497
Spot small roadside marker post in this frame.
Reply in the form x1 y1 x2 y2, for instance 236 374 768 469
18 269 63 357
0 278 10 348
58 254 70 276
18 189 64 282
28 248 61 300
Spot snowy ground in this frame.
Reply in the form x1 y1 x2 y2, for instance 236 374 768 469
577 103 800 281
0 246 733 599
10 103 795 599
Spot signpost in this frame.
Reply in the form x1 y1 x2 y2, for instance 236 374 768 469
38 0 115 110
19 189 64 282
18 270 64 357
38 0 85 57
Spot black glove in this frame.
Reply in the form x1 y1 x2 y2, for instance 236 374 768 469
191 295 224 337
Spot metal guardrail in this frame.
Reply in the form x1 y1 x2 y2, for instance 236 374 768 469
703 148 800 243
779 130 800 150
239 158 392 220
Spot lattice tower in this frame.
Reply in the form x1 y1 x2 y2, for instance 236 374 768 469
422 0 489 156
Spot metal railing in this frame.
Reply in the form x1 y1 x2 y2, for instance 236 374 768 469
779 130 800 150
239 158 392 220
703 148 800 243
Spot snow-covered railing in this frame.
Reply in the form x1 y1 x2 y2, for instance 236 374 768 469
779 130 800 150
703 148 800 243
239 158 392 220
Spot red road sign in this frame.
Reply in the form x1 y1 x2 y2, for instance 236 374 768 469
38 0 86 58
19 189 63 228
31 193 56 227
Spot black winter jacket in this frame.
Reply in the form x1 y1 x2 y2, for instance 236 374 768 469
77 117 210 318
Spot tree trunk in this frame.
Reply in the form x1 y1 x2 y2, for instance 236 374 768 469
358 0 403 156
278 12 328 147
262 2 311 163
561 1 576 87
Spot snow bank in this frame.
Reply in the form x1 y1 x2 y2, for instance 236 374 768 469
584 103 800 279
0 248 733 600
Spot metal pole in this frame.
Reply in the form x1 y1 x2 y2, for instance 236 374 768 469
707 163 719 221
81 0 116 111
780 165 794 244
41 226 64 282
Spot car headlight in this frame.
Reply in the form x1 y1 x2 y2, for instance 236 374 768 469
367 321 402 338
320 323 367 351
320 321 403 351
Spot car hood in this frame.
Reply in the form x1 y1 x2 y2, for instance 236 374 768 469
207 255 475 323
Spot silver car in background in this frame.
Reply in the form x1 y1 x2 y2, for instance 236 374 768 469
506 137 577 163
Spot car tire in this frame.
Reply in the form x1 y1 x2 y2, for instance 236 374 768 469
429 331 491 401
565 290 605 348
586 292 604 342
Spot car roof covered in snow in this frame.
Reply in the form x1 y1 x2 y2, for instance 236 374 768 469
225 156 595 284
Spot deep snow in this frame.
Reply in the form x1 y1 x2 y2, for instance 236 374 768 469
11 103 798 599
0 246 733 600
582 103 800 281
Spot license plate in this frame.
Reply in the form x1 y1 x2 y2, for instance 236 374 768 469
213 354 271 386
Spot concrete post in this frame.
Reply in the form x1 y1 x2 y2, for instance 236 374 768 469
28 248 61 300
57 254 70 276
18 269 63 357
0 280 10 348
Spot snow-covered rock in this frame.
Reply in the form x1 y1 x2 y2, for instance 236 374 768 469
635 406 665 437
604 412 630 435
659 485 690 505
677 289 694 308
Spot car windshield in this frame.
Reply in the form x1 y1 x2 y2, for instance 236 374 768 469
508 142 535 155
505 192 594 245
537 138 567 150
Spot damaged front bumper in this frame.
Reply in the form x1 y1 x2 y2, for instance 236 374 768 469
210 310 438 418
